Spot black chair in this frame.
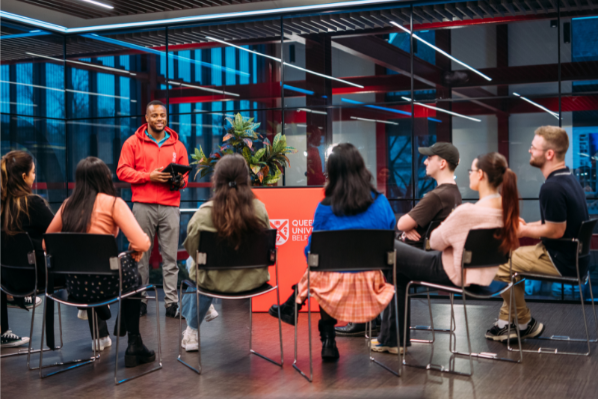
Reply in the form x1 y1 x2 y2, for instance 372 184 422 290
0 233 63 363
403 228 522 376
177 229 282 374
41 233 162 384
409 220 450 344
293 229 398 382
507 219 598 356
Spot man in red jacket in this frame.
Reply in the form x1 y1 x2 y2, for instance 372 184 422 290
117 100 189 318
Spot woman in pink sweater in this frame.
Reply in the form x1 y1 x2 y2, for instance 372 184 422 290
46 157 154 368
374 152 520 354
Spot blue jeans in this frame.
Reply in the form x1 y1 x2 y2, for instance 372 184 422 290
181 287 214 329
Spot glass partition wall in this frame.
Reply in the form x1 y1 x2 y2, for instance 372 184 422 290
2 1 598 299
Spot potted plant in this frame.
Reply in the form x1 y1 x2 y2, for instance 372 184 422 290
191 113 297 186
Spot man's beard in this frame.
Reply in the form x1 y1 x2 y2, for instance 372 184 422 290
530 155 545 168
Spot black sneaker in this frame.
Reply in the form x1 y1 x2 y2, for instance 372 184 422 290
165 303 179 318
139 302 147 317
520 318 545 340
335 323 380 337
1 330 30 348
6 295 42 310
485 322 518 342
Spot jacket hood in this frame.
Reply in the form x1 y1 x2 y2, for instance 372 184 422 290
134 123 179 145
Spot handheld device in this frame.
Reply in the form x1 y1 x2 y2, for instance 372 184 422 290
163 163 192 191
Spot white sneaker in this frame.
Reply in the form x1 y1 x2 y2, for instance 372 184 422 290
204 304 219 322
101 336 112 349
91 338 104 351
1 330 30 348
181 327 199 352
6 296 42 310
77 310 88 320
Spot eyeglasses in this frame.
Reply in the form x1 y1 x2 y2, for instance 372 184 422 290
530 145 548 152
468 168 479 175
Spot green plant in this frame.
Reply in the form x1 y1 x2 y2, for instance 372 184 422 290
191 113 297 186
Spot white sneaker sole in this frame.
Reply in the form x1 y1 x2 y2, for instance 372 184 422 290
92 341 105 351
370 339 402 354
1 337 30 348
184 343 198 352
204 310 219 322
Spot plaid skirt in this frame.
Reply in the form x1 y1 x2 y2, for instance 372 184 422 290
296 270 395 323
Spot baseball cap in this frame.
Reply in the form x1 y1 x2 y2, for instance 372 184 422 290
418 142 460 166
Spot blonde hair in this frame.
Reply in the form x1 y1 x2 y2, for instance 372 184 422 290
1 151 33 234
535 126 569 161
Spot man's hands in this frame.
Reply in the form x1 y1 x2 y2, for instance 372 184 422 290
128 244 144 262
403 230 421 241
150 167 171 183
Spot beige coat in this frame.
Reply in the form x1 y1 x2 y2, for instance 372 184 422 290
183 199 271 293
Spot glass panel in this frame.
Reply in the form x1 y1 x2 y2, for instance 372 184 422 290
167 17 281 115
0 20 65 119
1 114 66 204
65 27 167 119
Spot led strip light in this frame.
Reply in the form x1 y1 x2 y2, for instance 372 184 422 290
402 96 481 122
390 22 492 82
206 36 363 89
513 93 560 119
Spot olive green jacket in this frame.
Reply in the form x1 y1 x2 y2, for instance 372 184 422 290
183 199 270 293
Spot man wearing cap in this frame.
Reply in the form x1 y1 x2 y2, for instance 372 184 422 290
336 142 462 339
398 142 462 247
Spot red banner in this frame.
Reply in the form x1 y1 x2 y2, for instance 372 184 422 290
252 187 324 312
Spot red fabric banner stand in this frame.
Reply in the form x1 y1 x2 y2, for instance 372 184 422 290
252 187 324 312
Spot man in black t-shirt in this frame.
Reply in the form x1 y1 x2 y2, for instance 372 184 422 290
399 142 462 247
486 126 589 343
336 142 462 338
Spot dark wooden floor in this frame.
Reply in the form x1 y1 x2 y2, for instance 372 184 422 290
2 291 597 399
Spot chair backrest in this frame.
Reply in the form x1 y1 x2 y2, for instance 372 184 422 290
424 220 442 250
1 232 37 296
1 232 36 270
577 219 597 257
307 229 395 272
461 228 509 269
43 233 119 275
195 229 277 270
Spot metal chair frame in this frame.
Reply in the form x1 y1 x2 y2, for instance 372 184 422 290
507 219 598 356
403 228 522 377
0 233 64 362
177 230 283 374
39 234 162 384
292 230 399 382
409 220 451 344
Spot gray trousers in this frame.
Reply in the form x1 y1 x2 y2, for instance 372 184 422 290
132 203 180 307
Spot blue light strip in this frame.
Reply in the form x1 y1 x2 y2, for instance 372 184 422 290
0 32 50 40
1 1 398 34
572 16 598 21
341 98 412 116
427 117 442 123
82 34 249 77
282 84 314 95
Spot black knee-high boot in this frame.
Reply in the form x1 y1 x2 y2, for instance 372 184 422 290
319 320 340 361
268 284 305 326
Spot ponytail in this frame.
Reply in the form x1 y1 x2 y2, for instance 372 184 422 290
499 168 520 253
211 154 265 249
477 152 520 254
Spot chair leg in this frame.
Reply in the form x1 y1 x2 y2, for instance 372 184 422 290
37 298 97 379
248 295 283 367
114 287 163 385
177 282 201 374
293 283 313 382
409 289 450 344
588 276 598 343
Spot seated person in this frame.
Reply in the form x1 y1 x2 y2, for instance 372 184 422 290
269 143 397 361
1 151 55 348
399 142 462 246
374 152 520 354
45 157 155 368
486 126 588 342
181 154 270 351
338 142 462 337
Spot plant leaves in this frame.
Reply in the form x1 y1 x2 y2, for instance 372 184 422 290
243 138 253 149
222 133 233 142
254 148 266 161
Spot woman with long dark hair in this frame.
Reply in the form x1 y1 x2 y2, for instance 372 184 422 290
45 157 155 368
180 154 270 351
1 151 53 348
374 152 520 354
269 143 397 361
